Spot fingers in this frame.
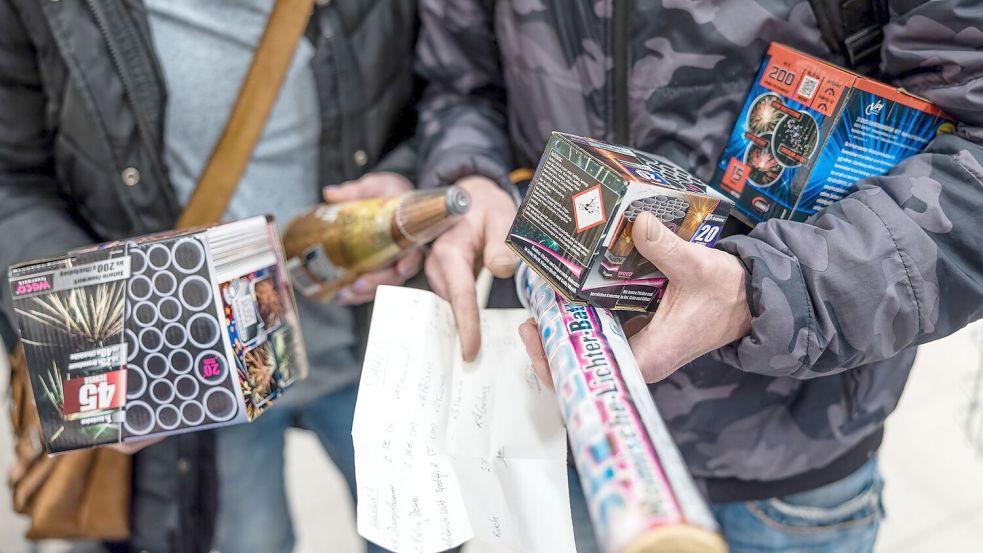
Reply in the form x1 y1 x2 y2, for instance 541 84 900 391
322 172 412 203
426 229 482 361
336 250 424 305
518 319 554 390
454 175 519 278
336 266 402 305
446 269 481 362
480 196 518 278
482 213 518 279
396 249 424 279
108 436 164 455
631 211 694 281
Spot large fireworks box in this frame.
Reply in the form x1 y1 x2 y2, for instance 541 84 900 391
507 132 734 312
8 216 308 453
713 43 953 225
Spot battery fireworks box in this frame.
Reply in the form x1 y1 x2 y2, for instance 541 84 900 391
714 43 953 225
507 132 734 312
8 216 308 453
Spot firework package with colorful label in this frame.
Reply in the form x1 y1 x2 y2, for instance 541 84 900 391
516 265 726 553
507 132 733 312
714 43 954 225
7 216 308 453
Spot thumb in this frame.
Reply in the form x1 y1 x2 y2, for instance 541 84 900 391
483 211 518 279
631 211 694 281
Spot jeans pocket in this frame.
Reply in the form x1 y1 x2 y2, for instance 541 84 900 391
745 471 884 533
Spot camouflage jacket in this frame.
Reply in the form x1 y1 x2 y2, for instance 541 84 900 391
416 0 983 491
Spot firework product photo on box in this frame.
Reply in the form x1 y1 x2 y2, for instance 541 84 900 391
507 132 733 312
713 42 954 225
7 215 308 453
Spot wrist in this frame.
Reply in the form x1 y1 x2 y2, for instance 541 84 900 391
456 175 517 204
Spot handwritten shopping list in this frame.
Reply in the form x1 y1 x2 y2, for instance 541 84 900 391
352 286 574 553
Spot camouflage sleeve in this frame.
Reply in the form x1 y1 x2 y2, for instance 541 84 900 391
415 0 515 195
712 0 983 378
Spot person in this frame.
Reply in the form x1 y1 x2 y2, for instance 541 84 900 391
415 1 983 552
0 1 419 552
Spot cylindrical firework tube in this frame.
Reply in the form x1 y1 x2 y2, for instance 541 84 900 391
282 186 470 300
516 264 726 553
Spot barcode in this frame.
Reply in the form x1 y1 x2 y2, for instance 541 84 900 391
798 75 819 100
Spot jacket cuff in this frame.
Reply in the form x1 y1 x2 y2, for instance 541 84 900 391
419 147 521 204
712 232 818 377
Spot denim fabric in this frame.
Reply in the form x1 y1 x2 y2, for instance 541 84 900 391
212 384 390 553
568 456 883 553
712 456 884 553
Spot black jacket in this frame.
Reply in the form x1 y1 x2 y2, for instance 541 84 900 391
0 0 419 551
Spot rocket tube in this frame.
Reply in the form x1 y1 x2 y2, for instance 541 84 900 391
516 264 726 553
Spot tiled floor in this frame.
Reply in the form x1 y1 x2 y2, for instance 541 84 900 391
3 320 982 553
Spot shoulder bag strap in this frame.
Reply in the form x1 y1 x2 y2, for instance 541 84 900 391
176 0 316 228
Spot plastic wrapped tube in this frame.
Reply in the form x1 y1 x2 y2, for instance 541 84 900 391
516 264 726 553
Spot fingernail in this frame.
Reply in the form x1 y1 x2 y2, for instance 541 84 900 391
322 185 337 193
489 254 517 271
336 289 353 302
398 262 415 277
353 279 369 293
644 212 662 242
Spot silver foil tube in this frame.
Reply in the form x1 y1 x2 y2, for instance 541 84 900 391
516 264 726 553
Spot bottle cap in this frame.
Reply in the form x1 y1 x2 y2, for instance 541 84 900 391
444 186 471 216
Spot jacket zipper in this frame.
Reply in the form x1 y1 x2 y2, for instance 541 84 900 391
85 0 178 225
610 0 630 145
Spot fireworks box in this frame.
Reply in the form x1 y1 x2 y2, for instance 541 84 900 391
713 43 953 225
7 216 308 453
507 132 734 312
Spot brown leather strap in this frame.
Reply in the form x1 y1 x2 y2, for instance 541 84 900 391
177 0 315 229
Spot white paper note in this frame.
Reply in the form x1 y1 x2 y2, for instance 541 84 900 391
352 286 574 553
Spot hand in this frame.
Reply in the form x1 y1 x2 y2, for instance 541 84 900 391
425 175 518 361
519 211 752 385
322 172 424 305
109 436 164 455
519 313 651 391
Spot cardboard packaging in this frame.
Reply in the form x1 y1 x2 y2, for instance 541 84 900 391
713 43 953 225
8 216 308 453
507 132 734 312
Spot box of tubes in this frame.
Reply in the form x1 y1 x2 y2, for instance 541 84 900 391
712 43 953 225
7 216 308 453
507 132 734 312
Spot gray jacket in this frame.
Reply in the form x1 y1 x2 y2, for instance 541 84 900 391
416 0 983 500
0 0 418 550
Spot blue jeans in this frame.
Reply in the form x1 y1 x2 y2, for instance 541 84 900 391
212 383 389 553
569 456 884 553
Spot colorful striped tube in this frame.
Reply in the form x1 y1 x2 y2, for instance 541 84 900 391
516 264 727 553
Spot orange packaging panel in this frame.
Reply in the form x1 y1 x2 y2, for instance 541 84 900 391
759 43 855 117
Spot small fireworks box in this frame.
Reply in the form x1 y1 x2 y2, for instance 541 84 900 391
713 43 953 225
7 216 308 453
507 132 734 311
